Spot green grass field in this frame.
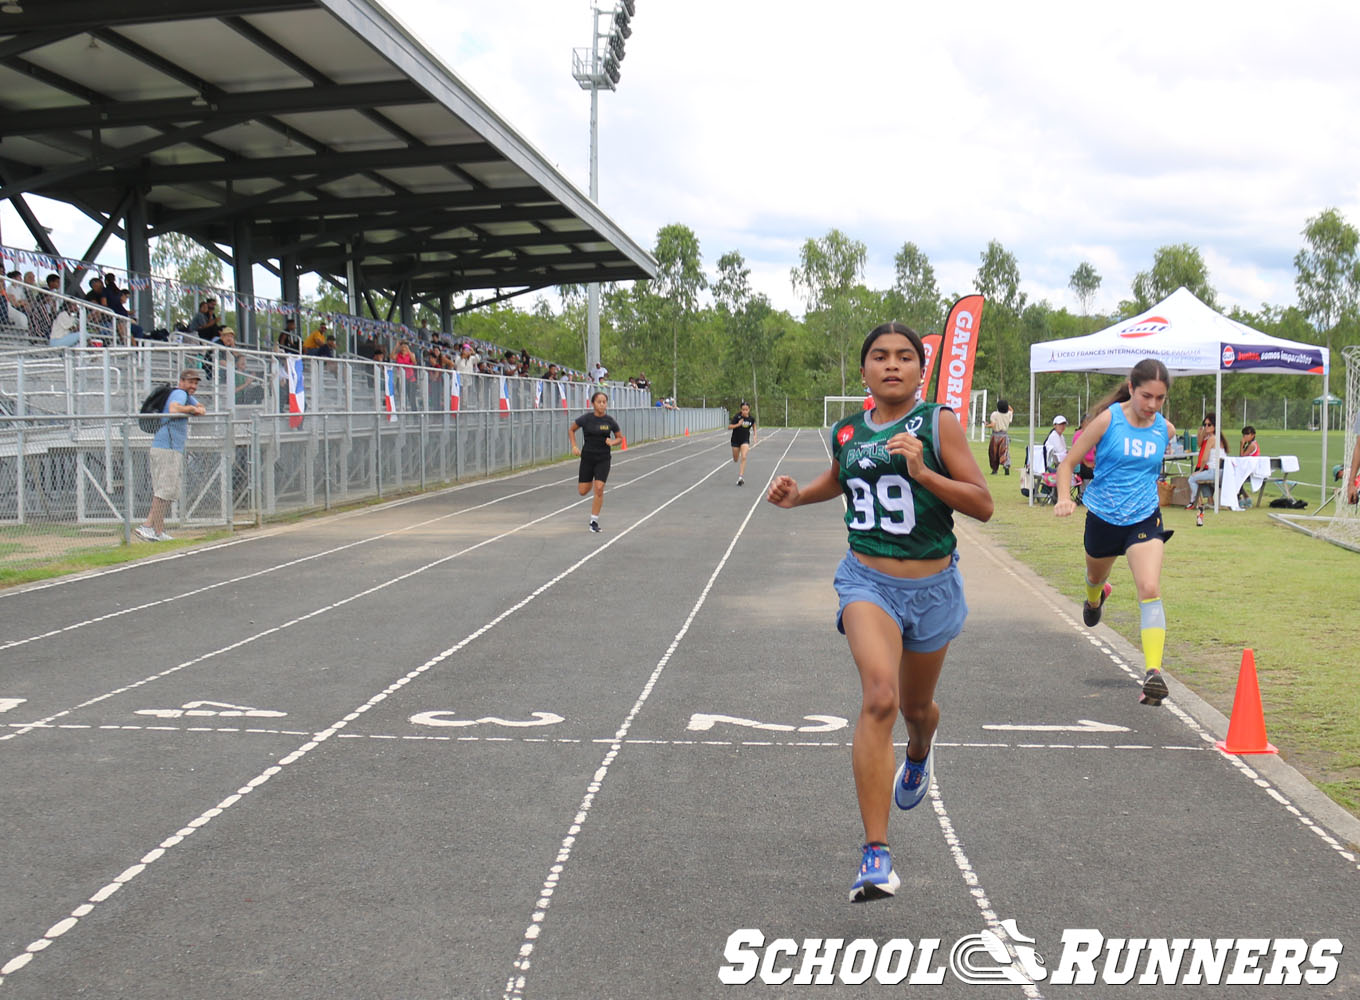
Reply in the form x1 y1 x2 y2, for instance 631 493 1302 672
970 435 1360 817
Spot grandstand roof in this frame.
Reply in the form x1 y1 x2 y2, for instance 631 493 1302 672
0 0 656 306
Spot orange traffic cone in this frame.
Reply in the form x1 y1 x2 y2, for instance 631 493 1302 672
683 428 689 436
1214 649 1277 755
618 434 628 451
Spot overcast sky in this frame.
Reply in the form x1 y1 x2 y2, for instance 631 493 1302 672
6 0 1360 322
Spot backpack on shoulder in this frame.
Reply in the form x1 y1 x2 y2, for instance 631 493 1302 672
138 385 174 433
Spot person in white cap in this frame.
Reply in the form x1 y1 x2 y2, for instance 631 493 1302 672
1044 414 1069 467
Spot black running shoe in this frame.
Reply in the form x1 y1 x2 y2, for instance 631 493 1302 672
1140 668 1169 705
1082 583 1112 627
590 520 601 533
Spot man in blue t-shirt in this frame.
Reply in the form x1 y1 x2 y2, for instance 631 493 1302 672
136 369 205 542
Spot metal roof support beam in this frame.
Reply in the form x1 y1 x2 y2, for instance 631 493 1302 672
0 118 247 201
233 218 256 345
2 1 315 32
126 189 153 330
280 253 301 315
399 280 414 328
1 81 429 137
439 292 452 336
0 176 62 260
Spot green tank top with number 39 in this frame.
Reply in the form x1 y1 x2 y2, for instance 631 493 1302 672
830 402 957 560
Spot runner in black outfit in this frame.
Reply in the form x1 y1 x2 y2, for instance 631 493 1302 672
729 402 757 485
570 391 622 532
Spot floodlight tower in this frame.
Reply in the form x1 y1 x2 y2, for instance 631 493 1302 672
571 0 635 377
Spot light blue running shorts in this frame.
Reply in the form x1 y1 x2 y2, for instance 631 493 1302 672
834 549 967 653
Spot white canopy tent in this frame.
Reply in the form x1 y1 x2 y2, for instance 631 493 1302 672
1026 287 1328 508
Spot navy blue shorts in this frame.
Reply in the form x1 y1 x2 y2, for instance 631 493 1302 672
833 550 968 653
1083 509 1172 559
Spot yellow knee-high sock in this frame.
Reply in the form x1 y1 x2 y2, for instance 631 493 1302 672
1140 598 1166 671
1084 577 1104 604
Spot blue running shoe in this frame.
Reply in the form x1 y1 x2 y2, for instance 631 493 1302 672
894 744 934 810
849 843 900 903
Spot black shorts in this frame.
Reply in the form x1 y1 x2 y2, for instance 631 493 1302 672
578 450 611 484
1084 509 1173 559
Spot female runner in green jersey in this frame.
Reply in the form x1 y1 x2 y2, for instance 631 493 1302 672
767 321 993 902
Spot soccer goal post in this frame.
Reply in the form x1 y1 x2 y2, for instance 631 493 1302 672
823 396 870 427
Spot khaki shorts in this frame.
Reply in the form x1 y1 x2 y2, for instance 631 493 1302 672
149 447 183 501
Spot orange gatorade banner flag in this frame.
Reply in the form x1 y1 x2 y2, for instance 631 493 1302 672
919 334 943 401
933 294 985 412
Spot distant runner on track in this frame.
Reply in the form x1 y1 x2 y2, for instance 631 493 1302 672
728 401 757 486
570 391 622 533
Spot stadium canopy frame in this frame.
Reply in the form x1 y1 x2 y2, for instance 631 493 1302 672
0 0 657 326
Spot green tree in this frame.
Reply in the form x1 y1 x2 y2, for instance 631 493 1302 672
890 242 945 335
790 229 867 394
1127 243 1217 312
650 224 707 401
1069 261 1101 316
1295 208 1360 445
975 240 1027 396
713 250 774 413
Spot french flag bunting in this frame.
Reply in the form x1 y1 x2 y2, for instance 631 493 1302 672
383 366 397 421
557 380 568 411
533 379 543 409
498 375 510 416
449 369 460 412
286 357 305 429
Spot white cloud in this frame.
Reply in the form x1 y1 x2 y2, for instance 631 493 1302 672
7 0 1360 329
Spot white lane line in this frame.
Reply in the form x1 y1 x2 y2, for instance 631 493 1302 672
0 440 742 990
6 722 1210 753
0 439 736 747
0 434 714 652
958 522 1360 875
502 433 800 1000
930 782 1046 999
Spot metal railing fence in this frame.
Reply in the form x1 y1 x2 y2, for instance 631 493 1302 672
0 402 723 574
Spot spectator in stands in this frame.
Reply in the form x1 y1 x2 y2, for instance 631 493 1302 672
3 271 30 333
1239 425 1259 458
24 273 61 344
302 321 328 353
84 276 104 305
101 274 142 344
201 327 236 380
589 360 608 384
393 340 418 399
355 332 378 360
307 334 337 359
136 369 205 543
47 301 83 348
188 298 223 341
234 354 264 404
278 318 301 353
635 373 650 391
452 342 478 375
